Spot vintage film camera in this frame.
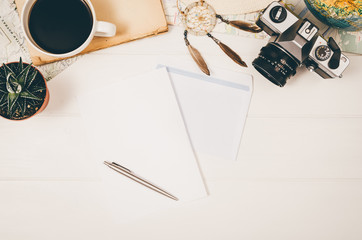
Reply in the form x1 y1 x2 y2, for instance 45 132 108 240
252 1 350 87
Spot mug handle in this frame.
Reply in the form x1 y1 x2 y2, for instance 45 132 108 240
94 21 116 37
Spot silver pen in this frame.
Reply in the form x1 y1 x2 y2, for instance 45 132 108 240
104 161 179 201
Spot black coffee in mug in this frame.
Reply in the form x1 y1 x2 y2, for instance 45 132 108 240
29 0 93 54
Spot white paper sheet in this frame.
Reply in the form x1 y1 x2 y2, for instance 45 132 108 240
77 67 207 223
158 64 253 161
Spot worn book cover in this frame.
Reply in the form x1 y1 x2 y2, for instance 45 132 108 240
15 0 168 65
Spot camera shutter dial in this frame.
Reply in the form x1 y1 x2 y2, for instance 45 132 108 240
269 6 287 23
315 45 331 61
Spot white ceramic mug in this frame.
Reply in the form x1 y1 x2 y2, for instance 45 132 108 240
21 0 116 58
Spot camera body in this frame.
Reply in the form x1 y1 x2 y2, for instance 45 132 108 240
252 1 350 87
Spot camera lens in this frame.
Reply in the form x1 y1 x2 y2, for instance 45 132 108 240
252 43 299 87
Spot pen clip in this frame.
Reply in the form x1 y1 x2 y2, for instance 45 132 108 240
110 162 132 173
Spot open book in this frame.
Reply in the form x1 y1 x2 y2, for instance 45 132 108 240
15 0 168 65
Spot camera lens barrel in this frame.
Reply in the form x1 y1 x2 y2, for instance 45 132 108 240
252 43 300 87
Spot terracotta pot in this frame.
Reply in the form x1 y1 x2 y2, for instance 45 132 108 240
0 62 50 121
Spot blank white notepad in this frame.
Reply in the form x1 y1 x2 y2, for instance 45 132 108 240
78 68 207 223
158 64 253 161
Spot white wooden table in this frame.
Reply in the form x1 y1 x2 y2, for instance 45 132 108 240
1 26 361 240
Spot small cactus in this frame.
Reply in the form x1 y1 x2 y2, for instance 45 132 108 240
0 58 47 120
